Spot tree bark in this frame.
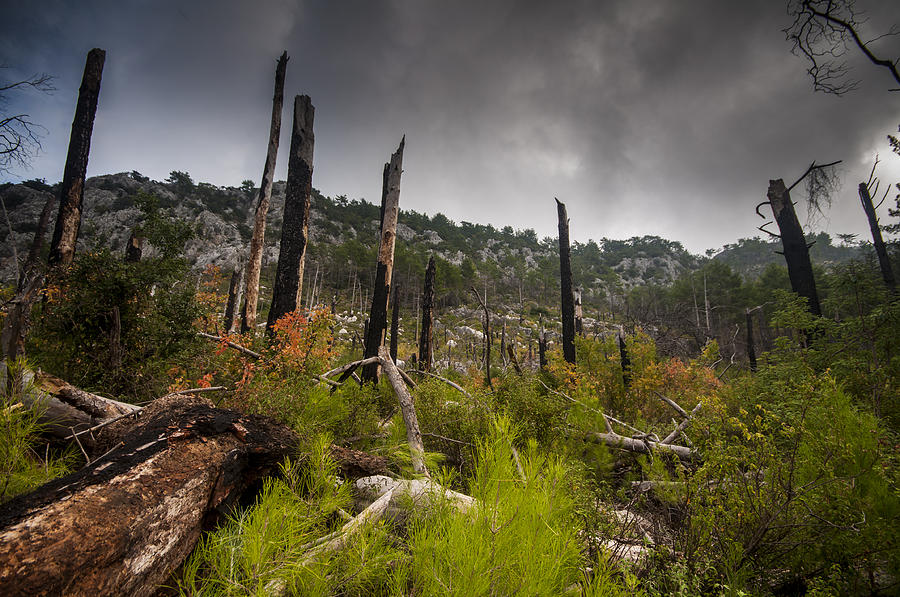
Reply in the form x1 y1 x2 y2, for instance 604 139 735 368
858 181 896 293
746 309 757 373
618 333 631 390
48 48 105 268
556 198 576 364
124 229 143 263
241 51 288 334
0 394 297 597
362 138 405 382
418 255 435 371
223 264 243 334
389 282 400 362
21 194 54 287
377 346 427 477
266 94 314 334
767 179 822 316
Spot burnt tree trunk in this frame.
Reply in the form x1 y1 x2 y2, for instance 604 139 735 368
20 194 55 287
556 198 576 364
241 51 288 334
124 229 143 262
538 318 547 370
266 95 315 334
767 179 821 317
362 138 405 383
471 286 492 388
223 264 243 334
0 395 297 597
618 333 631 390
418 255 435 371
746 309 757 373
858 181 896 293
48 48 105 268
390 283 401 362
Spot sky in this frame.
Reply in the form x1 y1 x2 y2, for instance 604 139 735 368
2 0 899 254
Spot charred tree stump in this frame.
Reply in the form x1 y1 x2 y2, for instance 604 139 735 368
858 181 896 293
266 95 315 334
766 179 821 317
390 282 401 362
223 264 244 334
556 198 576 364
48 48 105 268
618 333 631 390
362 138 405 383
418 255 435 371
0 394 298 597
241 51 288 334
746 309 758 373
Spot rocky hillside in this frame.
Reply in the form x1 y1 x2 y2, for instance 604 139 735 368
1 171 865 314
1 172 699 296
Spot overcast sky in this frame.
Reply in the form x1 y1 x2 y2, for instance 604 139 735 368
2 0 899 253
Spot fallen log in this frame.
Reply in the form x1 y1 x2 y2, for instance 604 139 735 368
584 430 695 459
0 394 298 597
1 363 141 443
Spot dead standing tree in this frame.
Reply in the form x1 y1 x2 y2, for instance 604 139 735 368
266 94 315 334
223 263 243 333
241 51 288 334
757 163 840 317
556 198 576 364
48 48 105 268
362 138 405 382
418 255 435 371
858 160 896 292
470 286 492 388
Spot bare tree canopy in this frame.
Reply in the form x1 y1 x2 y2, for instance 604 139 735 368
0 71 55 173
785 0 900 94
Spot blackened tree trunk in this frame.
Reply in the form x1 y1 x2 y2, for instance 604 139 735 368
223 265 243 334
362 138 405 382
858 181 896 293
241 51 288 334
21 195 54 287
390 282 400 362
266 94 315 334
48 48 105 268
538 318 547 370
767 179 822 317
471 286 492 388
556 198 576 364
418 255 435 371
746 309 757 373
618 334 631 390
124 229 143 263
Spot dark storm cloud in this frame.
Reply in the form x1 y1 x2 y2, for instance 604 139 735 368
3 0 898 252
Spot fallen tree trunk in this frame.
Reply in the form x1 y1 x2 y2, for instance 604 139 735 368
584 430 695 460
0 394 298 597
2 364 141 443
